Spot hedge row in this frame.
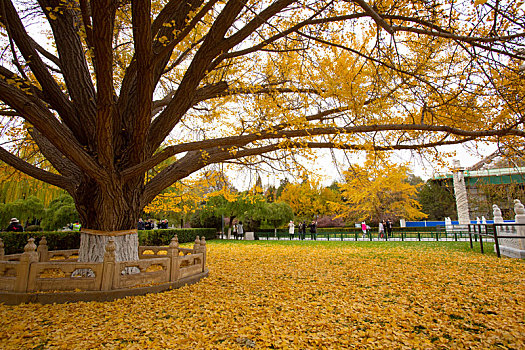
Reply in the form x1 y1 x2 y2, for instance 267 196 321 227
138 228 216 246
0 228 216 255
0 231 81 255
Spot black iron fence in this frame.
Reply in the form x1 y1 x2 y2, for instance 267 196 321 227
219 226 475 242
468 223 525 258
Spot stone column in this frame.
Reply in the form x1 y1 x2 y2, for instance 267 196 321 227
493 204 504 255
493 204 504 224
452 160 470 226
37 236 49 262
101 240 116 291
498 200 525 258
168 235 180 281
200 237 207 272
0 238 4 261
193 236 200 254
514 199 525 252
15 238 38 292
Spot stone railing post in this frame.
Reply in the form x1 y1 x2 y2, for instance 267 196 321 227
199 237 206 272
493 204 504 234
101 240 116 291
492 204 504 256
15 238 38 292
37 236 49 262
168 235 180 282
493 204 504 224
193 236 200 254
0 238 4 261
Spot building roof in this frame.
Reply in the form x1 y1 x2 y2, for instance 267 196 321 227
432 167 525 185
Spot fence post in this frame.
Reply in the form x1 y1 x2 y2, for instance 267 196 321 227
513 199 525 254
37 236 49 262
168 235 180 281
101 240 116 291
200 237 207 272
15 238 38 292
468 225 473 249
479 233 484 254
193 236 201 253
492 204 504 258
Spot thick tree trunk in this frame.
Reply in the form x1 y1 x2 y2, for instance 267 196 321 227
74 176 144 265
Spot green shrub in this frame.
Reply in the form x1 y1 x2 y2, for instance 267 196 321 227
41 195 79 231
25 225 43 232
317 227 361 233
139 228 216 245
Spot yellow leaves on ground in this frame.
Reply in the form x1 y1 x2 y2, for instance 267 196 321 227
1 242 524 349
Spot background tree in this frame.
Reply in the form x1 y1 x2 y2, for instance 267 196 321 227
332 161 427 224
470 181 525 219
0 0 523 262
0 162 65 206
275 178 290 199
143 170 231 227
418 180 457 221
278 178 339 221
41 194 79 231
259 201 294 234
0 195 45 228
189 207 222 231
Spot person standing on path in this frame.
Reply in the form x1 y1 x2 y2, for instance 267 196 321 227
386 219 393 237
308 221 317 240
378 220 385 239
288 220 295 240
361 221 367 239
237 221 244 239
300 222 306 240
233 223 238 239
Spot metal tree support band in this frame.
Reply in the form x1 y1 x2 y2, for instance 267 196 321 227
81 228 138 236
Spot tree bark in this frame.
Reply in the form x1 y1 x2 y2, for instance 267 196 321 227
78 232 139 264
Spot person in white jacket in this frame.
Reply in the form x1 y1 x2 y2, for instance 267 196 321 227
288 220 295 240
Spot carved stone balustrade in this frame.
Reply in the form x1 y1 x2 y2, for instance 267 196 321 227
0 235 208 304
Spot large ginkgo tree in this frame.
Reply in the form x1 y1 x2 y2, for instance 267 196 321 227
0 0 523 262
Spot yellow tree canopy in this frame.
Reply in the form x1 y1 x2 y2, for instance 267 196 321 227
332 161 427 222
279 178 340 220
0 0 523 231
